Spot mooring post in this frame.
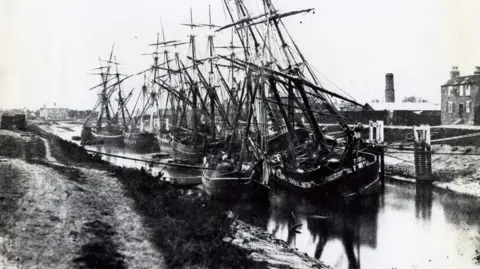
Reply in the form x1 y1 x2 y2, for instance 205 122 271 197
377 121 385 189
368 121 377 143
413 124 432 182
369 121 385 188
380 145 385 189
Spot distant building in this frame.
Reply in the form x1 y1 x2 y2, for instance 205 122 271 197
39 108 69 120
369 102 440 112
441 66 480 125
339 73 441 125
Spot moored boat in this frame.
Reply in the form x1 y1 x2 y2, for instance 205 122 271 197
81 45 132 146
123 131 156 151
170 135 207 164
269 151 379 198
82 125 123 145
202 156 268 200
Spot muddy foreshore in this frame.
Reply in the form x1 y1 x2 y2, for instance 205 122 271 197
384 144 480 198
0 125 329 269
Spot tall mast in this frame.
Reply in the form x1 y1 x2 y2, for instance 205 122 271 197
140 73 147 132
207 5 216 138
186 7 198 138
160 21 175 130
94 43 115 132
103 44 116 128
96 58 105 132
114 56 129 131
149 33 161 133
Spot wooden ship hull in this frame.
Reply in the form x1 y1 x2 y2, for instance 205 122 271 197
91 130 123 145
170 137 206 165
81 126 123 145
269 152 379 198
123 131 156 151
202 159 268 200
170 131 226 164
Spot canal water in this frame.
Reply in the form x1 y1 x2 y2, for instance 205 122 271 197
45 123 480 269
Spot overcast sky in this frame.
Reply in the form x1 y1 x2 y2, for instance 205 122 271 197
1 0 479 110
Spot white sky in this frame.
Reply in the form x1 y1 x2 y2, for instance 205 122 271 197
0 0 479 110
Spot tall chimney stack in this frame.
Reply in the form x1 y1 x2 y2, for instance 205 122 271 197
474 66 480 75
450 66 460 78
385 73 395 103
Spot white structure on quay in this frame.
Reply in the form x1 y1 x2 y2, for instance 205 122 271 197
39 105 69 120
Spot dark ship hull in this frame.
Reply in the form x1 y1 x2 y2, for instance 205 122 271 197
170 137 206 165
269 152 379 198
202 159 268 200
81 126 123 145
123 131 156 152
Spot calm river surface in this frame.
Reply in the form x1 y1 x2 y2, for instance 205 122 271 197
46 123 480 269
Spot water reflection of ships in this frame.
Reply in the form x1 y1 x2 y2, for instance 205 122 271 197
269 189 380 269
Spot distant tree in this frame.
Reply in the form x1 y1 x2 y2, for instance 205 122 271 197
402 96 417 102
402 96 429 103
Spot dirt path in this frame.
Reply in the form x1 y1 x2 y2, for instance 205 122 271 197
0 159 74 268
40 137 57 163
0 131 164 268
75 167 164 268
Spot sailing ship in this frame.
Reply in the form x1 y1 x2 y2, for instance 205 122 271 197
202 73 270 200
82 45 131 145
167 8 231 165
152 26 184 154
201 3 272 199
122 71 158 152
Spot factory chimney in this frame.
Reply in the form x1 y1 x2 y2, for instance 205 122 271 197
450 66 460 78
385 73 395 103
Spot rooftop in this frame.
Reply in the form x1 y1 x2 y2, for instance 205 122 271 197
442 74 480 87
369 102 440 112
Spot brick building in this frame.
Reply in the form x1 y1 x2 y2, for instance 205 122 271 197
441 66 480 125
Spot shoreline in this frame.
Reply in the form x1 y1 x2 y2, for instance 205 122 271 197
384 144 480 198
387 174 480 199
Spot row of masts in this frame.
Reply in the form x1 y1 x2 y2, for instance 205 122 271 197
85 0 364 168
